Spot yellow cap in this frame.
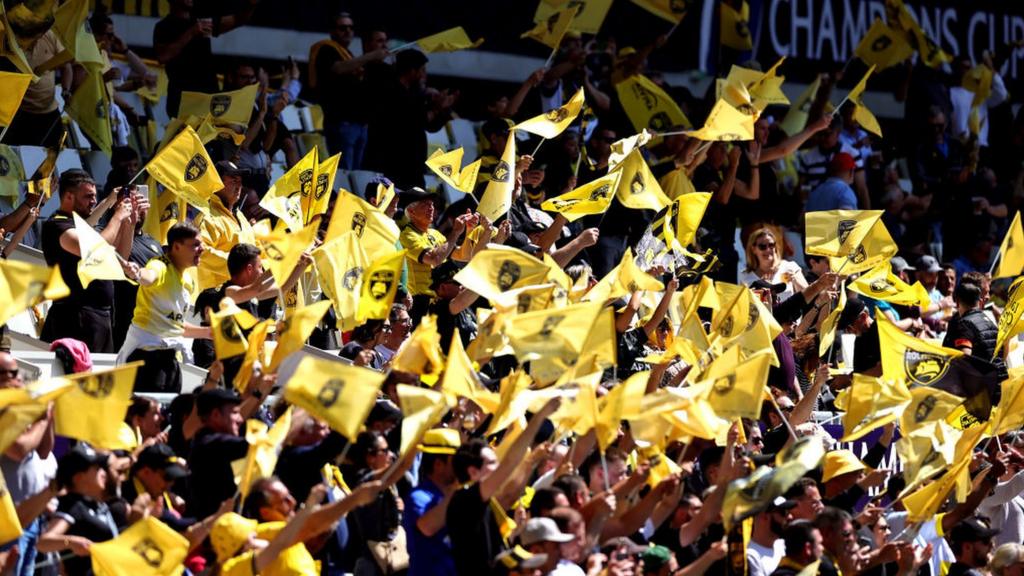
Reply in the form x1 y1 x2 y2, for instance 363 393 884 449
418 428 461 455
210 512 258 564
821 449 866 483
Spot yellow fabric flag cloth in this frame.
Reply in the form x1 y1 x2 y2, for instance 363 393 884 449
0 145 25 199
234 407 292 501
848 262 930 309
478 133 517 222
415 27 483 53
613 150 671 211
877 313 963 386
313 231 368 332
532 0 611 34
178 83 258 127
991 374 1024 436
256 220 318 288
720 1 753 50
838 373 911 441
283 356 385 442
995 211 1024 279
826 218 898 275
615 74 692 134
209 300 255 361
514 87 585 139
723 59 790 110
268 300 332 372
0 72 31 125
440 334 500 413
52 0 103 68
74 212 128 288
698 346 771 421
90 516 189 576
234 319 274 393
67 68 112 155
855 18 914 70
541 171 619 221
0 259 68 326
392 315 446 384
322 190 401 261
453 244 561 306
305 152 341 225
896 419 958 491
426 147 480 193
779 75 820 136
0 474 20 544
687 98 755 141
845 65 883 137
143 125 222 214
805 209 884 258
596 372 648 450
261 147 316 233
55 363 141 450
504 301 604 365
889 0 951 69
997 277 1024 361
899 386 964 436
520 4 578 49
396 384 448 460
358 249 406 323
630 0 688 23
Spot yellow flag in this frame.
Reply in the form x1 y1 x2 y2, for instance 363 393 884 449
659 167 697 201
839 374 911 441
358 249 406 323
0 259 68 326
723 59 790 110
73 213 127 288
283 356 384 441
720 1 752 50
305 152 341 225
234 407 292 500
710 282 755 342
687 98 754 141
596 372 648 450
805 209 884 258
392 315 446 384
826 218 897 275
877 313 963 386
614 150 671 211
855 18 914 70
268 300 332 372
313 231 368 332
608 130 654 171
397 384 449 459
425 148 480 194
440 334 499 413
323 190 401 261
672 192 712 248
896 419 958 490
209 307 250 361
415 27 483 53
505 301 604 365
699 347 771 421
520 4 578 49
256 221 318 288
584 248 664 303
0 145 24 199
996 276 1024 360
261 147 316 232
454 245 562 306
55 363 141 450
541 171 620 221
901 425 984 522
0 474 19 544
818 285 847 357
995 212 1024 279
845 65 882 137
849 262 930 309
779 75 820 136
178 83 258 127
991 374 1024 436
0 71 30 125
141 181 186 244
533 0 611 34
615 74 692 133
888 0 951 69
233 319 273 393
143 125 223 213
478 133 516 222
963 65 993 109
66 69 112 155
630 0 689 23
51 0 103 68
899 385 964 435
90 516 188 576
514 87 585 139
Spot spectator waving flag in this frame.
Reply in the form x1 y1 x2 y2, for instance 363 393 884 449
74 212 129 287
179 83 259 129
234 407 292 501
268 300 332 371
844 65 883 137
261 147 316 232
541 171 620 221
313 231 367 332
513 87 585 139
90 516 189 576
837 373 911 441
54 363 142 450
615 75 692 134
282 356 384 442
478 132 517 221
143 125 222 215
425 147 481 193
0 259 68 326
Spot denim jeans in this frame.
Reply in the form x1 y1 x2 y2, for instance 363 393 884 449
326 121 368 171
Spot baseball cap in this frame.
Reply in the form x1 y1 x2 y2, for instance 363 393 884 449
494 546 548 575
917 255 943 273
196 388 242 417
135 443 189 480
210 512 259 563
418 428 461 455
641 545 673 572
767 496 798 511
430 259 464 290
837 298 867 331
829 152 856 174
950 516 1000 544
57 444 109 488
215 160 245 178
482 118 514 138
520 517 575 546
891 256 916 273
398 186 438 208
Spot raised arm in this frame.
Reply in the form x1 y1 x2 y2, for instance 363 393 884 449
759 115 832 163
480 398 560 501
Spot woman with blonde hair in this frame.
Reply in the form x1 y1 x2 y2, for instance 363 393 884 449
989 543 1024 576
739 227 808 301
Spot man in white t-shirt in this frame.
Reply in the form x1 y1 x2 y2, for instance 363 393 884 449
748 497 793 576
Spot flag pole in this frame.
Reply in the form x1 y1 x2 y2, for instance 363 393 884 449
530 138 546 158
600 449 612 492
125 168 147 187
989 247 1002 275
390 40 418 53
0 125 9 144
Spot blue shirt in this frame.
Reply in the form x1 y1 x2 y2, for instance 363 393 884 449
805 177 858 212
403 478 456 576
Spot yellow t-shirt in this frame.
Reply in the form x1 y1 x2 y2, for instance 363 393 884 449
131 256 197 337
221 522 319 576
400 226 445 297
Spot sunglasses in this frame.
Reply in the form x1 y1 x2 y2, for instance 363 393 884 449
0 369 19 379
335 23 353 30
756 243 776 251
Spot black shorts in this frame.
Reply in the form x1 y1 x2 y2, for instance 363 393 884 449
40 302 115 354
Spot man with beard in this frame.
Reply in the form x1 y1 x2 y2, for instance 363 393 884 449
948 517 1000 576
748 498 795 576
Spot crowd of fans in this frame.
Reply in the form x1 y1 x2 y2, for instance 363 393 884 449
3 1 1024 576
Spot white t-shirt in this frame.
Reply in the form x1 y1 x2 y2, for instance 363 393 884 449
886 511 955 576
549 559 586 576
747 539 785 576
738 259 805 303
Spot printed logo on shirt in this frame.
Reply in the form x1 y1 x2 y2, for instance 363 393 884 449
210 95 232 118
342 267 363 291
492 161 511 183
299 169 314 198
497 260 522 291
368 269 394 300
132 538 164 568
184 154 209 182
79 372 115 398
905 350 950 387
317 379 344 407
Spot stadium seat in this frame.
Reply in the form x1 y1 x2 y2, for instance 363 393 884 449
279 105 303 132
81 151 112 187
333 169 353 194
447 118 479 162
426 128 451 158
348 169 383 198
16 147 46 178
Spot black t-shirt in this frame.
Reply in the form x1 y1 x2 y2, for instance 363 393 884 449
153 13 218 116
314 45 366 123
187 426 248 519
56 493 119 575
42 211 114 309
446 483 507 576
853 322 881 373
430 299 477 352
